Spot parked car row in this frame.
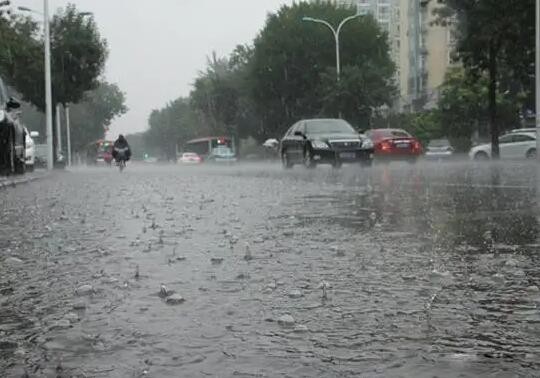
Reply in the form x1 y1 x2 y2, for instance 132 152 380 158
0 76 26 175
0 76 42 175
276 118 539 169
278 119 426 169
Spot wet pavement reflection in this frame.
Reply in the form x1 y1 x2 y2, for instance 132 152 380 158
1 162 539 377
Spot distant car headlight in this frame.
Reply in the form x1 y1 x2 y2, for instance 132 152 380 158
311 140 329 149
362 138 374 149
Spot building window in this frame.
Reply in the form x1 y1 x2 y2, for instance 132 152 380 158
378 5 390 22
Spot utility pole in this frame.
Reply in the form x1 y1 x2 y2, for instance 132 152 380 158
302 14 361 82
55 103 62 155
66 105 71 166
534 0 540 159
44 0 54 169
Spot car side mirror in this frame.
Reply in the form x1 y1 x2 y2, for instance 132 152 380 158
294 131 304 137
7 98 20 109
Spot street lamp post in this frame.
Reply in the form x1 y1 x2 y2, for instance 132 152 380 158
18 7 93 169
302 14 361 81
66 105 71 166
534 0 540 161
55 103 62 154
43 0 53 170
18 2 54 170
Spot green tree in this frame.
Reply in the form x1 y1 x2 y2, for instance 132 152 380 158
69 82 127 151
0 13 42 99
50 4 108 107
191 53 239 136
321 64 395 127
145 98 201 160
0 4 108 111
250 1 395 139
436 0 534 158
124 132 153 160
438 67 522 151
190 47 258 144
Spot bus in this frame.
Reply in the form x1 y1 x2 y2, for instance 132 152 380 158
183 137 235 160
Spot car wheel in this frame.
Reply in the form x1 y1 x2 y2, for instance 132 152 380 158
14 156 25 174
281 151 293 169
474 151 489 161
303 148 316 169
526 148 537 159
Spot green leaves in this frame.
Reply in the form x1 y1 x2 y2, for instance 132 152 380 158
437 67 522 150
0 4 108 111
50 4 108 107
437 0 534 155
145 98 201 160
250 1 395 138
147 1 395 151
69 82 127 150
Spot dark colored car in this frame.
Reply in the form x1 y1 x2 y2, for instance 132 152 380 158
365 128 423 163
0 76 25 175
280 119 374 169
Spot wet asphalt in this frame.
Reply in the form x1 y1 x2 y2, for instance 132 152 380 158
1 161 540 377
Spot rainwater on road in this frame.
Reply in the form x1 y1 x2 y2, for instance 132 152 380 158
1 162 539 377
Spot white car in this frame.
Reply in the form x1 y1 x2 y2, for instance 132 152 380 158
425 138 454 160
469 132 537 160
178 152 202 164
25 129 39 171
263 138 279 149
510 128 537 134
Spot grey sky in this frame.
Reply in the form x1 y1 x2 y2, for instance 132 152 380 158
14 0 293 137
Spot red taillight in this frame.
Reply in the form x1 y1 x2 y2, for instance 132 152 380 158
380 141 391 151
412 141 422 151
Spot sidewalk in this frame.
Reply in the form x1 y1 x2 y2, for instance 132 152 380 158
0 169 49 190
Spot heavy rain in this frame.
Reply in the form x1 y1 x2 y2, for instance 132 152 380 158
1 1 539 378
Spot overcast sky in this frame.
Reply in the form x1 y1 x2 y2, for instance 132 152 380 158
14 0 293 137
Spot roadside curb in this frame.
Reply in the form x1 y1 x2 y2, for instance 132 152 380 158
0 172 49 190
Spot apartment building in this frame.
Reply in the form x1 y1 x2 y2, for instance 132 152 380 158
318 0 455 111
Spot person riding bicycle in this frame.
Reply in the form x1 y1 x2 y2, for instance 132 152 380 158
112 135 131 162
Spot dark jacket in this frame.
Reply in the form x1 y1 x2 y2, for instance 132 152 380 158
113 136 131 160
114 136 130 149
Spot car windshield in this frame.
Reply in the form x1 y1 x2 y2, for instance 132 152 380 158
306 120 355 134
212 147 233 155
377 129 411 138
428 139 451 148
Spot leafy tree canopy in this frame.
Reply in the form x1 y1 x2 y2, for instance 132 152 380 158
250 1 395 138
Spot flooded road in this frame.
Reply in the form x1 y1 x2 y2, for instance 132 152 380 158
1 162 540 377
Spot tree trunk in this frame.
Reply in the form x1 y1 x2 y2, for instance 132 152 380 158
489 41 499 159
